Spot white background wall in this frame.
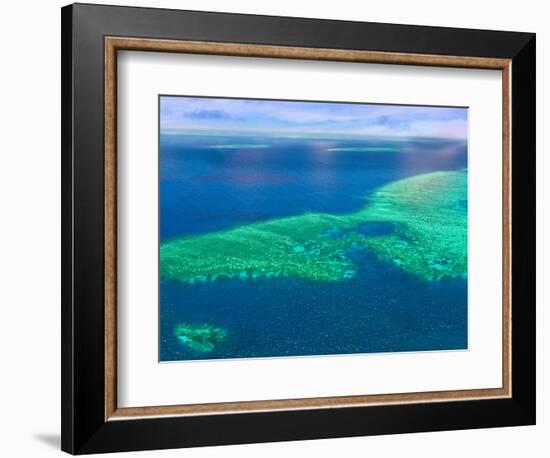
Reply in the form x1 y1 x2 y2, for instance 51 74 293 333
0 0 545 456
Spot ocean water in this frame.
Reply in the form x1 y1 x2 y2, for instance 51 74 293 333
159 134 468 361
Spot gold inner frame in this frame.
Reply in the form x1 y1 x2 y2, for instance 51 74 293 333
104 36 512 421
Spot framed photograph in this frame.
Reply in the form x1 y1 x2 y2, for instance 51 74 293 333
61 3 536 454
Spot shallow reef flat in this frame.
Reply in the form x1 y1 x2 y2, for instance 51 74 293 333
160 170 467 283
362 170 467 280
174 323 228 352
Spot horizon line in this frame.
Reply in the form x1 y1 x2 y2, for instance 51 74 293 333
160 128 467 142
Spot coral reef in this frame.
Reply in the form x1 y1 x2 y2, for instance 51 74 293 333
362 170 467 280
174 323 228 352
160 170 467 283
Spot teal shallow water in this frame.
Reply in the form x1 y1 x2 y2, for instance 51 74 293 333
161 170 467 285
159 135 468 361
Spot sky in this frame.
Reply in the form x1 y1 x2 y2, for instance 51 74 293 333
160 96 467 139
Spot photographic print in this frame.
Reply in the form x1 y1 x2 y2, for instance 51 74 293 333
159 95 468 361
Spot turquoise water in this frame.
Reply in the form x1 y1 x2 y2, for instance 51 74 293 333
159 134 467 361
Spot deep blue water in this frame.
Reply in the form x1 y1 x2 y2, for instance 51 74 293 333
159 135 468 361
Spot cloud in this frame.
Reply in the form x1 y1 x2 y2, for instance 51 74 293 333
367 115 411 131
160 96 467 139
187 109 230 120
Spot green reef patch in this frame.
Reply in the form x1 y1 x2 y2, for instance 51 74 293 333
174 323 228 352
361 170 467 280
160 170 467 283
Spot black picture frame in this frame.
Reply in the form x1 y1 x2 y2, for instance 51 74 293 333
61 3 536 454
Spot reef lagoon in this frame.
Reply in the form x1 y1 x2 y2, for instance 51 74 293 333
159 134 468 361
